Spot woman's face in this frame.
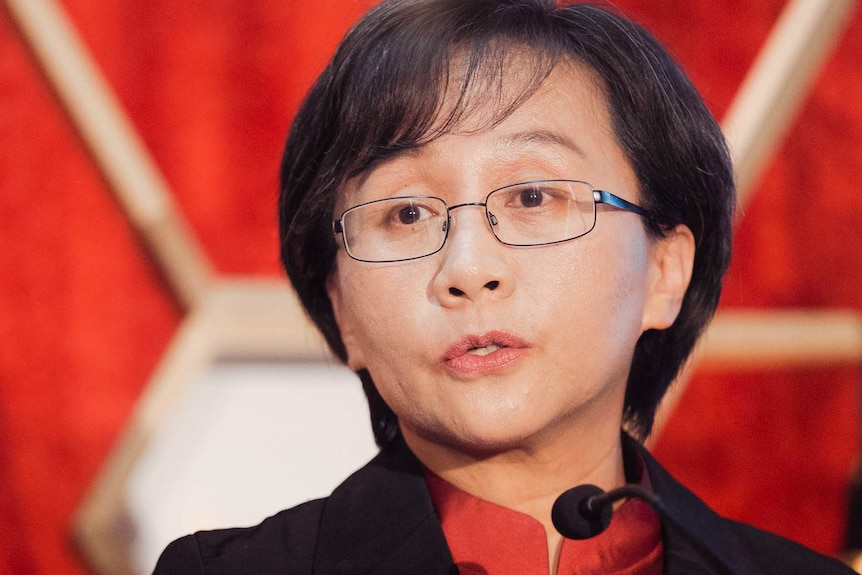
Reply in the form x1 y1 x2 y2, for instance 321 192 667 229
326 62 691 456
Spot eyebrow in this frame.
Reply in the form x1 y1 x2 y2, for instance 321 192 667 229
395 129 587 162
496 129 587 158
354 128 586 189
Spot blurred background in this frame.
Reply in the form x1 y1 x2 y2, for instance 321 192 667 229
0 0 861 573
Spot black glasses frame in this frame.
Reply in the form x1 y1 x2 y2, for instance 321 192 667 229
332 179 649 263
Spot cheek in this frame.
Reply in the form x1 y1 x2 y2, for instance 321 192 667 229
337 271 443 427
342 282 399 349
536 234 650 346
600 239 652 358
609 238 650 307
337 263 435 368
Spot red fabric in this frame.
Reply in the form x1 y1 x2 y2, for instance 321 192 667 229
426 471 663 575
0 1 860 574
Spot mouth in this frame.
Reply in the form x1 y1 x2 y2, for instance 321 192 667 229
466 344 501 356
445 331 526 358
444 332 529 376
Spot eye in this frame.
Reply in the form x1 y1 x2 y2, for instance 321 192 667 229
398 205 422 224
491 182 574 214
381 198 441 228
519 187 544 208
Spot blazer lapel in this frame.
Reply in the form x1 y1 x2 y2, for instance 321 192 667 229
313 432 764 575
635 439 765 575
313 436 455 575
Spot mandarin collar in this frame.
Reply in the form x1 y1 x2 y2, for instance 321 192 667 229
312 432 766 575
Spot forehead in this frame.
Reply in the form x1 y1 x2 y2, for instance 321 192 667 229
340 59 629 202
492 60 611 141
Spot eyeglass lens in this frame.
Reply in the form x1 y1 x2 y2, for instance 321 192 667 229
341 180 598 263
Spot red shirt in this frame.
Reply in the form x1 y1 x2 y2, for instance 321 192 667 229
425 471 663 575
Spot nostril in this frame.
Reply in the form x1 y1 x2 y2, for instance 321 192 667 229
449 287 465 296
484 280 499 291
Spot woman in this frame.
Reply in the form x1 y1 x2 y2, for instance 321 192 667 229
156 1 853 573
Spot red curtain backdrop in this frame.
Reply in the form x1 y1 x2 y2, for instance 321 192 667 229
0 1 860 573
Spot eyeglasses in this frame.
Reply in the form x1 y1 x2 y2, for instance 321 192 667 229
332 179 648 263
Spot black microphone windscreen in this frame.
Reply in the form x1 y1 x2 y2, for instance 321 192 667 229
551 484 613 540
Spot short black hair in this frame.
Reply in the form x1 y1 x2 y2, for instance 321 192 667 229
279 0 735 445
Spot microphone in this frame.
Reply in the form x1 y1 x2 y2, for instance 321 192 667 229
551 483 667 540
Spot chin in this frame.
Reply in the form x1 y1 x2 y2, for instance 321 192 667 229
417 414 544 458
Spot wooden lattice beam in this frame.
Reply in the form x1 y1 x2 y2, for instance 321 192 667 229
5 0 214 312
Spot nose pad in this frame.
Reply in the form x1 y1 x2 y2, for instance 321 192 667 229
442 210 497 236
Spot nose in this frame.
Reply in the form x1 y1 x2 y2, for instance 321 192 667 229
431 204 514 307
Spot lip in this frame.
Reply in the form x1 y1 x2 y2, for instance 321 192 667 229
443 330 530 376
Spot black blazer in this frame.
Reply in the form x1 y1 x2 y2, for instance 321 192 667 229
154 436 854 574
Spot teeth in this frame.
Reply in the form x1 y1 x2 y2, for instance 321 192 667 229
466 344 500 356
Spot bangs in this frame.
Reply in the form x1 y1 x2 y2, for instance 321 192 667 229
329 0 565 177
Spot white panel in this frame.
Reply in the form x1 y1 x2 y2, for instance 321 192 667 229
126 362 378 573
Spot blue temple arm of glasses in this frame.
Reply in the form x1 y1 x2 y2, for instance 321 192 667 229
593 190 648 217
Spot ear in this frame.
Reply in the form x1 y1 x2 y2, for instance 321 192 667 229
325 269 368 371
641 224 696 332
